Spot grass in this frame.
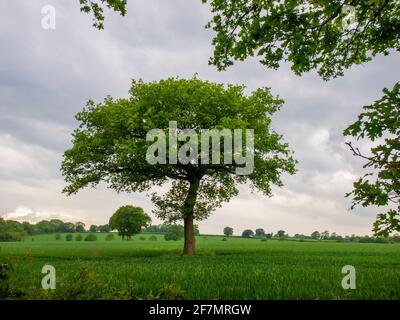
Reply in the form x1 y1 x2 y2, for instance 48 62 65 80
0 233 399 299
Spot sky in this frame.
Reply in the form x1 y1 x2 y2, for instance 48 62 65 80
0 0 399 236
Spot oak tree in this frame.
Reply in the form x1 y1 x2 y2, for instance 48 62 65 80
61 77 296 254
223 226 233 236
204 0 400 80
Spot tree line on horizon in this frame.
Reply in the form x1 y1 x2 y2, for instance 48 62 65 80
224 227 400 243
0 214 199 242
1 216 399 243
0 217 111 241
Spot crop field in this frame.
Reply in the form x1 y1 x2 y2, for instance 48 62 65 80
0 233 399 300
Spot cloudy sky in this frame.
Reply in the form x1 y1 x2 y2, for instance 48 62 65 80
0 0 398 236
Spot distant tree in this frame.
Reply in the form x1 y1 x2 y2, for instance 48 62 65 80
194 224 200 236
336 235 344 241
61 222 76 233
311 231 321 240
22 221 34 235
99 224 111 233
392 234 400 243
145 225 161 233
223 226 233 237
109 206 151 240
330 232 339 240
0 219 26 241
242 229 254 238
265 233 273 239
65 234 73 241
255 228 266 237
89 225 98 233
35 220 52 234
321 231 330 240
75 234 83 241
164 225 183 241
276 230 286 238
49 219 63 232
75 222 86 233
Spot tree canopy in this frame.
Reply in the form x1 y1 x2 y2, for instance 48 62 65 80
223 226 233 236
204 0 400 80
109 205 151 240
79 0 127 29
242 229 254 237
344 82 400 236
61 77 296 254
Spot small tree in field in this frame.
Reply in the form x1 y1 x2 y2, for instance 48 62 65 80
61 78 296 254
223 226 233 237
255 228 266 237
242 229 254 238
109 206 151 240
311 231 321 240
164 225 184 241
276 230 286 238
320 230 330 240
89 225 98 233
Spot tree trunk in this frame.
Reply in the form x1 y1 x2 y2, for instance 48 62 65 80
183 215 196 255
183 178 200 255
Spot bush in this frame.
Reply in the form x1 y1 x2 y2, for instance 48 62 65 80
75 234 83 241
164 231 182 241
105 234 114 241
66 234 73 241
149 235 157 241
84 234 97 241
164 225 183 241
261 238 267 242
139 236 146 240
222 237 227 241
55 234 61 240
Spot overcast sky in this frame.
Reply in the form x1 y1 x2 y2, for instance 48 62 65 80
0 0 399 236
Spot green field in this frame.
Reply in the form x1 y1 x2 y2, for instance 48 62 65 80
1 233 399 300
